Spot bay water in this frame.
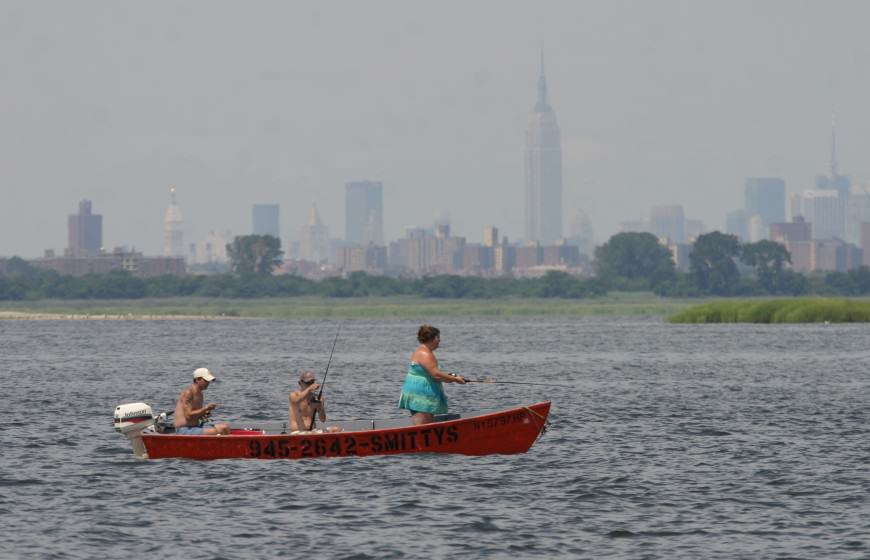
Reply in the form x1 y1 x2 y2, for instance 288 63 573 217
1 316 868 559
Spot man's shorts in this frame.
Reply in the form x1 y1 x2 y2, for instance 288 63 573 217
176 425 213 435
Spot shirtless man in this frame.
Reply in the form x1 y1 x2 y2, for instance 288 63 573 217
288 371 327 432
174 367 230 435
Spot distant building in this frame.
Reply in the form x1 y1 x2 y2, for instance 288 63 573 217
299 204 330 263
483 226 499 248
339 244 387 274
862 223 870 267
748 215 765 243
744 178 786 236
163 186 184 258
515 243 542 269
787 239 862 273
684 219 705 243
567 209 595 256
252 204 280 238
618 220 646 234
68 200 102 257
189 229 232 265
524 54 562 244
493 244 516 275
462 244 494 275
30 250 185 277
390 226 465 276
806 118 850 240
846 188 870 244
725 210 748 241
345 181 383 245
769 216 812 244
650 205 685 243
668 242 693 272
788 194 802 222
800 189 846 240
542 243 580 267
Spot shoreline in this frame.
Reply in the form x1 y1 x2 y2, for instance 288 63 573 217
0 311 244 321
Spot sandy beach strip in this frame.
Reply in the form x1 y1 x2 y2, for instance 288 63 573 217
0 311 242 321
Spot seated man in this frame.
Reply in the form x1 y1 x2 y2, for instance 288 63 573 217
288 371 328 433
174 367 230 435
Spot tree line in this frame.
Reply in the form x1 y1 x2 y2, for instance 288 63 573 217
595 231 870 296
0 256 606 300
2 233 870 300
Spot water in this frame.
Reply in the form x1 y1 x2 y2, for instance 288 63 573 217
1 316 869 559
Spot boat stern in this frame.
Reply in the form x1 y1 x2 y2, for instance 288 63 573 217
114 402 156 459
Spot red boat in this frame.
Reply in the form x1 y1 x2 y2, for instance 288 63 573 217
114 401 551 460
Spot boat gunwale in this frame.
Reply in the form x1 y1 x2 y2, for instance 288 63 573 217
142 401 552 440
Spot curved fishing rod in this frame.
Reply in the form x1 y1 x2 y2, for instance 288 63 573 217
308 324 341 431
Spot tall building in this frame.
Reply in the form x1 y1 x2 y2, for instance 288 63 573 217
163 186 184 258
815 117 851 196
848 188 870 244
744 178 786 237
800 189 845 240
567 209 595 256
345 181 383 245
725 210 748 241
811 118 849 239
524 54 563 244
299 204 330 263
862 223 870 267
483 226 499 248
650 205 685 243
252 204 280 238
67 200 102 256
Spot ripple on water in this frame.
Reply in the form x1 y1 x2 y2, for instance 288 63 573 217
2 317 869 559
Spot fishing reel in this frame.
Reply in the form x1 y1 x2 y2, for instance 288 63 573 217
198 409 213 426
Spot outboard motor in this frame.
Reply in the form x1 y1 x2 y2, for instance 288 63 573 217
114 403 155 459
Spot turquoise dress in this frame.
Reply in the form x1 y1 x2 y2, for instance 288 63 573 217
397 361 448 414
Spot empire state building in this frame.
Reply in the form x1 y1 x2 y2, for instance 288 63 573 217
524 56 563 244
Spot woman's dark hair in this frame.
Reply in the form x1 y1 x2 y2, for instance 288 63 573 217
417 324 440 343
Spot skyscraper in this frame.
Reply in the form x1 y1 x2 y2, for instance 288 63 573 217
800 189 845 240
524 54 563 244
67 199 102 256
650 205 685 243
252 204 280 238
804 118 849 241
345 181 383 245
744 178 786 237
725 210 748 241
299 204 330 263
163 186 184 258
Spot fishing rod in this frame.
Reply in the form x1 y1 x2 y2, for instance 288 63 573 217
461 378 572 388
308 324 341 431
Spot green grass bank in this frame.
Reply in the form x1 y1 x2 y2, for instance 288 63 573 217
669 298 870 323
0 293 692 319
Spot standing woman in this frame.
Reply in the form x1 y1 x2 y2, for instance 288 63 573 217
398 324 466 425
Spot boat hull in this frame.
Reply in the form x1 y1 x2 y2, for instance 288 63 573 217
140 401 551 460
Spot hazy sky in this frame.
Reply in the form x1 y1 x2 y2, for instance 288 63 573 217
2 1 869 257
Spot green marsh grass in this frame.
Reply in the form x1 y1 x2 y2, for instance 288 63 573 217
669 298 870 323
0 293 693 319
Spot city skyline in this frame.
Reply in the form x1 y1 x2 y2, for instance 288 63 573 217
2 2 870 258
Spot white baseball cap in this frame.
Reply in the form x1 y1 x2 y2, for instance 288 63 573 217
193 367 216 382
